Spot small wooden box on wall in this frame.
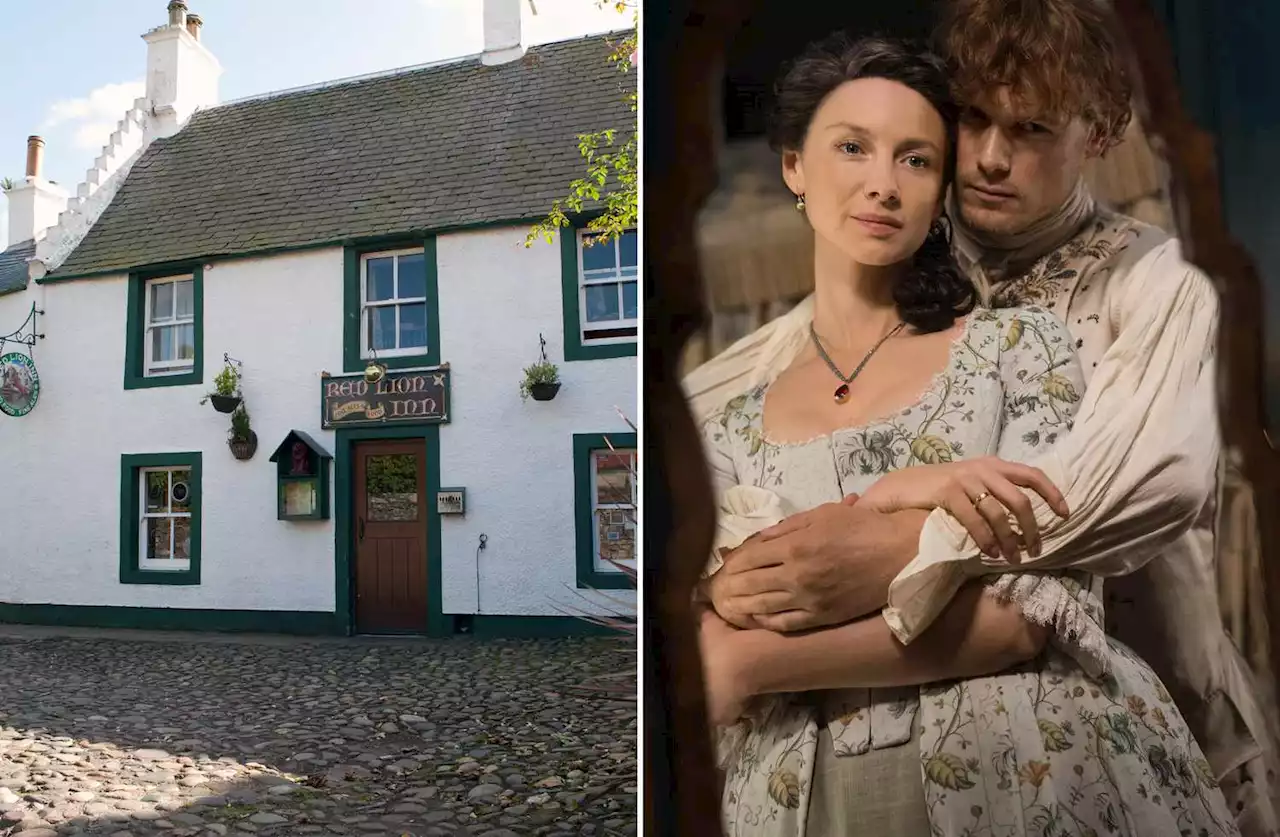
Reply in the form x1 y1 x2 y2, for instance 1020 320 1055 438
268 430 333 521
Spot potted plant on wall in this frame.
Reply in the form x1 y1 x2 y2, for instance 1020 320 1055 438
519 334 562 402
228 405 258 460
520 359 562 402
201 356 242 413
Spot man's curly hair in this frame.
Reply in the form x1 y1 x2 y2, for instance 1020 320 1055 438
937 0 1133 150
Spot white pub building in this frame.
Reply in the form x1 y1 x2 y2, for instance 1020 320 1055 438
0 0 637 637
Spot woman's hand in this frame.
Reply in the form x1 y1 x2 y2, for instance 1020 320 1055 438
698 607 757 727
854 457 1069 562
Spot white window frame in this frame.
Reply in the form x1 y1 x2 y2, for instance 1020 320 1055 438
138 466 193 573
577 228 638 346
590 448 637 573
360 248 429 360
143 275 195 377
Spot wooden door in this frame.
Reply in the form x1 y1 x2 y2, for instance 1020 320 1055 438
352 440 428 634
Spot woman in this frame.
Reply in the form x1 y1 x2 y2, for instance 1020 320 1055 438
698 34 1238 837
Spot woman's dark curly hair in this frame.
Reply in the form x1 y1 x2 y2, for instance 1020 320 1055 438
768 34 975 333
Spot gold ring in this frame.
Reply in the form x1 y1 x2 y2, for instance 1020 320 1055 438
973 491 991 506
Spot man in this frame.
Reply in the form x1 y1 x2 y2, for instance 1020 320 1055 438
683 0 1279 832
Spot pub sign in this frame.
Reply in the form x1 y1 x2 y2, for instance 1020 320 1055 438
0 352 39 418
321 366 451 429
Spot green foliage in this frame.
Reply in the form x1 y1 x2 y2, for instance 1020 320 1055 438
366 454 417 494
229 405 252 441
519 359 560 401
0 177 15 193
526 6 637 248
212 362 240 396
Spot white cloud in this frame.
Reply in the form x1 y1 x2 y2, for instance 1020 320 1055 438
43 80 145 152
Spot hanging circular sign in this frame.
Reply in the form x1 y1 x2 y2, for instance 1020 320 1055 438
0 352 40 417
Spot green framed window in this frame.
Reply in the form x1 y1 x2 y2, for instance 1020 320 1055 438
573 433 637 589
560 225 638 361
343 237 440 373
123 266 204 389
119 452 202 585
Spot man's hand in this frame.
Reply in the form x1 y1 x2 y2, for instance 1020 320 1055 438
706 500 927 632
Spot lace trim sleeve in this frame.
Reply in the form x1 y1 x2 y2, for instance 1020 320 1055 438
982 571 1111 678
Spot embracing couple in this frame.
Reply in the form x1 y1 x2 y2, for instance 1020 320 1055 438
684 0 1278 835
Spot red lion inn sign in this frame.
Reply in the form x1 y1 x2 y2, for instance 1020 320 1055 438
0 352 39 417
320 366 451 429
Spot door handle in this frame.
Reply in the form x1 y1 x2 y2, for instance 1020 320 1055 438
358 516 366 541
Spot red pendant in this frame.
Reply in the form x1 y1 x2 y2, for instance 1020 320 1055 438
833 383 850 404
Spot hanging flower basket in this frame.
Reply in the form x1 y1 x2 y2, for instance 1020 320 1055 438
227 404 256 460
520 336 561 403
209 394 242 413
203 356 244 412
229 431 258 461
530 382 562 402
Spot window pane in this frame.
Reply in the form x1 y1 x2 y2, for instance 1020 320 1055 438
366 454 418 522
580 236 615 272
176 324 196 361
146 517 172 560
145 471 169 514
149 282 174 323
151 325 175 363
397 253 426 299
399 303 427 349
584 284 621 323
170 470 191 512
173 517 191 560
283 481 316 517
622 281 638 320
366 257 395 302
594 451 635 505
595 510 636 566
174 279 194 319
368 306 396 351
619 230 638 268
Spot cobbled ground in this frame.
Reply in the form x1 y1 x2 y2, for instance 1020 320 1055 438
0 632 637 837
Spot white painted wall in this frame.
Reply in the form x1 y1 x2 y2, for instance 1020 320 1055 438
0 249 343 613
5 178 69 248
436 226 637 617
143 16 222 139
0 224 638 621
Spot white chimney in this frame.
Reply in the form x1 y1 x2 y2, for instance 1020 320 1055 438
143 0 222 139
6 136 69 247
481 0 525 66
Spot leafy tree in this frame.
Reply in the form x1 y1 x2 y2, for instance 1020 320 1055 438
526 1 637 248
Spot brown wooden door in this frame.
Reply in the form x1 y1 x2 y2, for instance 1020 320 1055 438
352 440 428 634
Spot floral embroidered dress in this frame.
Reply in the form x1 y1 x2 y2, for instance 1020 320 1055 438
700 305 1239 837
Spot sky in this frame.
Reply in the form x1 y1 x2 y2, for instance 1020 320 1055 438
0 0 633 248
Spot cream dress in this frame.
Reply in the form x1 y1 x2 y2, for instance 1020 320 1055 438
701 305 1239 836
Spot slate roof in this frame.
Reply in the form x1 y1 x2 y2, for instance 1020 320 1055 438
52 33 635 278
0 239 35 296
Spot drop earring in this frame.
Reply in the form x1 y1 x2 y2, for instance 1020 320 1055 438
795 193 806 211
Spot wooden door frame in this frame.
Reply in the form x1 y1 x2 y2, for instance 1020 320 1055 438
333 425 446 637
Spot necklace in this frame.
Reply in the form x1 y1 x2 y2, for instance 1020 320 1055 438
809 321 906 404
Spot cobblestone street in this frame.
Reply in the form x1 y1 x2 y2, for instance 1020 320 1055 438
0 630 637 837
